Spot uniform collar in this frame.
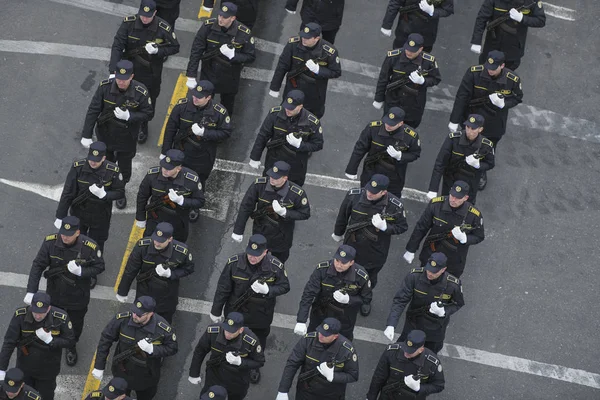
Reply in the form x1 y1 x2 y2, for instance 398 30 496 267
54 235 84 251
128 314 157 333
216 330 244 349
135 16 158 31
441 197 469 217
399 49 423 66
377 124 402 137
458 132 482 147
266 180 290 197
326 262 357 282
211 20 237 36
147 241 173 258
110 81 135 98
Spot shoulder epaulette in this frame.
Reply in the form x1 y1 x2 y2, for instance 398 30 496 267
317 261 330 269
447 274 460 284
148 166 160 174
411 267 424 273
481 138 493 147
471 65 484 72
135 85 148 96
227 255 239 264
390 197 402 208
45 234 58 242
349 188 361 195
237 24 250 34
158 21 171 32
387 49 401 57
100 79 111 86
308 114 319 125
431 196 444 203
343 341 354 352
404 127 417 138
116 312 130 319
214 103 226 114
469 206 481 217
387 343 400 350
289 36 300 43
106 162 119 172
52 311 67 321
425 354 440 366
207 326 220 333
271 258 284 269
370 120 383 127
158 321 172 332
205 18 216 25
90 391 103 398
185 171 199 182
177 98 188 105
73 159 86 167
290 185 303 195
84 240 97 250
243 334 257 346
139 238 152 246
305 332 317 338
124 15 136 22
174 244 189 255
449 131 462 138
15 307 27 316
270 106 282 113
323 44 335 55
356 268 368 280
26 391 41 400
506 72 519 82
255 177 267 184
422 52 435 62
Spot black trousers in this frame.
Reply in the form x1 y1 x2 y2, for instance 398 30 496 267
24 375 57 400
156 3 180 28
219 93 237 116
270 250 290 263
63 307 88 343
250 326 270 354
127 386 158 400
159 309 175 324
362 265 384 305
79 221 109 251
322 28 340 44
106 151 135 183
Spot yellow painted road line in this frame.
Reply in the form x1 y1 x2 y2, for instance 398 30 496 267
114 221 145 291
158 72 189 147
80 351 99 400
198 0 213 19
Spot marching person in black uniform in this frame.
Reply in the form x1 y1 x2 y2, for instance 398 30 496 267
249 91 324 186
344 108 421 199
269 23 341 118
427 114 495 203
470 0 546 71
92 296 178 400
81 60 153 209
284 0 346 44
186 2 256 115
381 0 454 52
204 0 260 29
210 234 290 383
232 161 311 262
109 0 181 143
384 253 464 354
188 312 265 400
294 245 372 341
373 33 441 128
367 330 445 399
276 318 359 400
155 0 182 28
55 141 123 284
332 174 408 316
135 148 205 243
84 377 132 400
403 180 485 278
162 80 232 222
117 222 195 324
25 216 105 366
0 292 76 400
0 368 42 400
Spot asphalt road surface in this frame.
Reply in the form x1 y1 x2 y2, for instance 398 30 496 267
1 0 599 399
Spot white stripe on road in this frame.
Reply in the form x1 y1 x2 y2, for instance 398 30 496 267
3 272 599 390
543 3 577 21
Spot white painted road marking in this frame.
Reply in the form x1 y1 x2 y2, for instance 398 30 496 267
3 272 598 390
543 3 577 21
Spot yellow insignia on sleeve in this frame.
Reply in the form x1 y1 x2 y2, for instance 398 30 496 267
68 321 73 329
302 198 308 205
352 353 357 362
319 126 323 133
172 32 177 39
173 333 177 340
257 345 262 353
336 56 339 63
250 37 255 44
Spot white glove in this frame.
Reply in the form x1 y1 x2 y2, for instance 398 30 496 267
333 290 350 304
116 294 128 303
448 122 459 132
186 77 197 89
109 74 116 79
145 42 159 54
272 200 287 217
451 226 468 244
409 70 425 85
317 362 334 382
81 138 93 148
509 8 524 22
306 59 320 74
331 233 343 242
159 154 166 160
286 133 302 148
470 44 482 54
380 27 392 37
201 6 212 13
372 214 387 231
137 338 154 354
135 220 146 228
404 375 421 392
345 173 358 180
426 191 437 200
91 369 104 380
89 184 107 199
251 280 270 295
489 93 505 108
268 90 280 98
372 101 383 110
54 218 62 230
249 159 261 169
23 292 34 305
155 264 172 278
168 188 185 206
465 154 481 169
403 251 415 264
285 8 296 14
226 352 242 366
384 326 395 342
114 107 130 121
67 260 82 276
276 393 289 400
293 322 307 336
220 44 235 60
188 376 202 385
231 233 243 243
419 0 434 16
36 328 53 344
192 123 204 136
210 313 223 323
386 145 402 161
429 301 446 317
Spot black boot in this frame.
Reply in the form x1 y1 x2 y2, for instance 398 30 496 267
189 209 200 223
478 170 488 191
360 303 371 316
90 276 97 289
249 368 261 384
115 197 127 210
138 121 149 144
66 347 78 366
